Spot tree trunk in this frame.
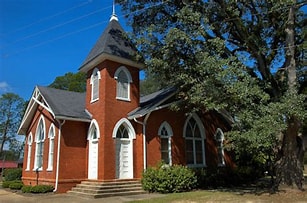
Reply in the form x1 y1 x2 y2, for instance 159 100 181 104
275 117 304 190
274 1 304 190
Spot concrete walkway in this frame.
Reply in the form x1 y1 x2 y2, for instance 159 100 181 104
0 189 165 203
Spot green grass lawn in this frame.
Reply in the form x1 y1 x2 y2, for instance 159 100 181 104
130 188 307 203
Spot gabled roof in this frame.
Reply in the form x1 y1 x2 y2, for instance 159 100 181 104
128 87 177 119
79 18 143 72
18 86 91 135
0 161 18 168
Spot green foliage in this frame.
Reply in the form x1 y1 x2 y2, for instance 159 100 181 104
0 93 25 155
49 72 86 92
141 164 197 193
9 182 24 190
21 185 54 193
2 180 22 188
28 185 54 193
3 168 22 181
21 185 32 193
120 0 306 188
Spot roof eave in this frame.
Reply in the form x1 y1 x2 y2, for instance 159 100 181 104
54 115 92 123
79 53 144 73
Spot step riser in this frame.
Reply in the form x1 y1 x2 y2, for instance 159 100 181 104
67 190 146 199
67 180 146 199
72 187 142 194
75 184 142 190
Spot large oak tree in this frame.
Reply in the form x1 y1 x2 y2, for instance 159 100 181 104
118 0 306 189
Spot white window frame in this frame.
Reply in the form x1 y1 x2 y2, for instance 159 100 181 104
90 68 101 103
183 113 206 168
26 133 32 171
34 116 45 171
87 119 100 141
112 118 136 139
114 66 132 101
158 121 173 165
47 124 55 171
214 128 225 167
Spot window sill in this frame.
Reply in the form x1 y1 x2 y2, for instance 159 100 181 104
116 97 131 102
90 98 99 104
46 168 53 172
33 168 43 172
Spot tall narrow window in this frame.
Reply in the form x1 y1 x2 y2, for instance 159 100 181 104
87 119 100 141
184 114 206 167
47 125 55 171
214 128 225 167
90 68 101 102
34 117 45 170
26 133 32 171
114 66 132 101
158 121 173 165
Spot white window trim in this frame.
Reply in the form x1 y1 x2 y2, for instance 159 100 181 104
183 113 206 168
90 68 101 103
158 121 173 165
112 118 136 139
114 66 132 101
25 133 33 171
214 128 225 167
47 124 55 171
87 119 100 141
33 115 45 171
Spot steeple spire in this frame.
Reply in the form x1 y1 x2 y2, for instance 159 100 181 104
110 0 118 21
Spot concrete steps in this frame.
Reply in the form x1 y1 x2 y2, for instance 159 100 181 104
67 180 146 199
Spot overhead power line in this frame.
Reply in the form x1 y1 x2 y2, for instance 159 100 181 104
1 0 92 36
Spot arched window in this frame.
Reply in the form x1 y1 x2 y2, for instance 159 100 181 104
90 68 101 102
158 121 173 165
114 66 132 101
47 124 55 171
26 133 32 171
34 116 45 170
116 125 129 139
112 118 136 139
183 114 206 167
214 128 225 167
87 119 100 141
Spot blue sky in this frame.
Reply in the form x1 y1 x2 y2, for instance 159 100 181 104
0 0 129 100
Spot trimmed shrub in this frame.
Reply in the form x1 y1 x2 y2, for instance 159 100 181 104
2 180 22 188
22 185 54 193
2 181 12 188
3 168 22 181
9 182 24 190
21 185 32 193
142 164 197 193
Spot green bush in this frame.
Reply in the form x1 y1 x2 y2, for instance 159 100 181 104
9 182 24 190
141 164 197 193
21 185 32 193
3 168 22 181
22 185 54 193
2 180 23 189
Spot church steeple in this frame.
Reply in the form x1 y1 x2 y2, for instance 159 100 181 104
110 0 118 21
79 0 143 73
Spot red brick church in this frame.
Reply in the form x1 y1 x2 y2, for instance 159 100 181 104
18 12 234 193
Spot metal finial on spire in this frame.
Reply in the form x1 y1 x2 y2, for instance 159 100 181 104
110 0 118 21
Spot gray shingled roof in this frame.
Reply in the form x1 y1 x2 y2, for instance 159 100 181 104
38 86 91 121
80 18 137 70
128 87 177 119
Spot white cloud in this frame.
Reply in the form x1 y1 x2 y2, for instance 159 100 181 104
0 81 11 92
